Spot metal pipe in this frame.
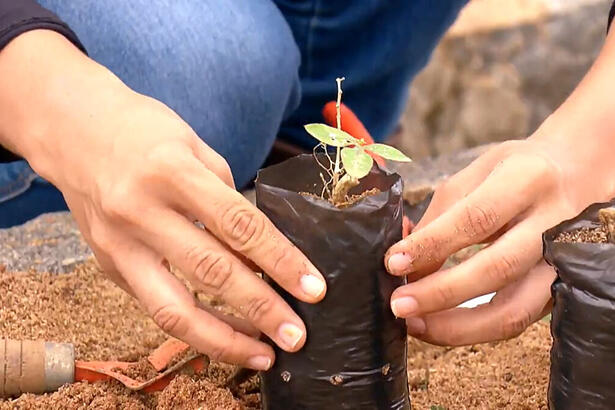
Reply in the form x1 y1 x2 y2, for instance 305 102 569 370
0 339 74 397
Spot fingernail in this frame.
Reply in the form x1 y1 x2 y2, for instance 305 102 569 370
391 296 418 318
387 253 413 275
278 323 304 350
406 317 426 335
246 355 272 371
300 274 326 298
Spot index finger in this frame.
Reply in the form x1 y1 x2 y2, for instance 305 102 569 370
176 160 327 304
114 242 275 370
386 154 554 276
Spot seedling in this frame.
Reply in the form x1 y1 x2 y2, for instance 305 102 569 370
545 201 615 408
255 83 411 408
303 77 411 204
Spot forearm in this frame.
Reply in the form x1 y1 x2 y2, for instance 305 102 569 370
531 27 615 202
0 30 129 183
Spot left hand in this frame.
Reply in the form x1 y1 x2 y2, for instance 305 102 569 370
384 133 615 346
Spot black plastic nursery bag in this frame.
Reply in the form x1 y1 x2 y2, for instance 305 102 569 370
255 154 410 410
543 199 615 409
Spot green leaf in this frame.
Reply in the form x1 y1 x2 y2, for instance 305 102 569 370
364 143 412 162
304 123 358 147
341 147 373 179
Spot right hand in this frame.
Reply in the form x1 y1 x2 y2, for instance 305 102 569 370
2 31 327 371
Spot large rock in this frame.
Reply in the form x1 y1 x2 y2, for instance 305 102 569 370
399 0 612 159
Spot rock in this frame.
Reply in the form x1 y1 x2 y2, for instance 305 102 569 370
61 256 90 272
459 75 528 146
0 212 92 274
399 0 611 159
0 190 260 273
390 142 495 205
387 143 496 223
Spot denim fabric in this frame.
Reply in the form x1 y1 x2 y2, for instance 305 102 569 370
277 0 468 147
0 0 467 228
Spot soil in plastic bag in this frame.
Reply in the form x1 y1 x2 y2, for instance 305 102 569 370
255 154 410 410
543 199 615 409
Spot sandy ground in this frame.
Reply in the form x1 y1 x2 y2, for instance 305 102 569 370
0 261 551 409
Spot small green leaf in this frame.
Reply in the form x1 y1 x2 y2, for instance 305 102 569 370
341 147 373 179
364 143 412 162
304 123 358 147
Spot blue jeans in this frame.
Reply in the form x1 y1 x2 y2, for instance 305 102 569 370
0 0 467 228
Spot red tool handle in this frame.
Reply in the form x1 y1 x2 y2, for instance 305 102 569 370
322 101 375 145
322 102 385 166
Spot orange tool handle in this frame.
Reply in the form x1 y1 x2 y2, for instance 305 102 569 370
74 365 113 384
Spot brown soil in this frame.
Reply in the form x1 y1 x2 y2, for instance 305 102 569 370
111 347 201 382
0 261 551 409
336 187 381 208
165 347 200 371
408 322 550 409
112 358 159 382
0 262 165 362
554 225 608 244
300 187 381 208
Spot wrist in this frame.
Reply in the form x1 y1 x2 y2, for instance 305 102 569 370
529 107 615 205
528 27 615 203
0 30 132 184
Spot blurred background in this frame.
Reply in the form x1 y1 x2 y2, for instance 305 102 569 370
399 0 612 159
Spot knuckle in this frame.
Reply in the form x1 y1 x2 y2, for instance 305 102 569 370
208 331 237 362
220 203 265 251
141 141 200 189
210 157 233 184
146 140 193 171
188 248 234 294
243 296 274 323
271 247 294 276
100 179 140 222
530 155 560 187
463 203 499 238
208 344 229 363
500 307 532 339
152 304 189 337
406 235 443 266
497 139 522 154
431 181 448 201
431 321 463 346
88 221 113 251
430 180 458 206
508 152 561 189
434 282 455 306
487 253 522 285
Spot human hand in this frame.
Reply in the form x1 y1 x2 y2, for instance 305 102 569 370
385 133 615 345
382 23 615 346
0 31 326 370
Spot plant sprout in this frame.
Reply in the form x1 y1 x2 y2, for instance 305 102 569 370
304 77 412 204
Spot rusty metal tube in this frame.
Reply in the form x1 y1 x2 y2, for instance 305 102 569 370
0 339 74 397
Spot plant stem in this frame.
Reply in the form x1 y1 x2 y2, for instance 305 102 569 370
333 77 345 179
331 173 359 204
599 207 615 243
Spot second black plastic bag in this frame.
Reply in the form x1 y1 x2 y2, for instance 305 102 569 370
255 154 410 410
543 199 615 409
